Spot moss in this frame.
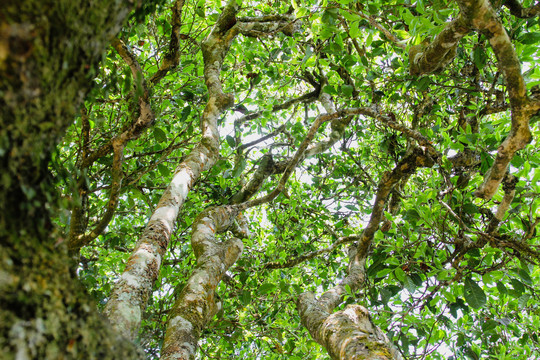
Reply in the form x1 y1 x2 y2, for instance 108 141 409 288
0 0 155 358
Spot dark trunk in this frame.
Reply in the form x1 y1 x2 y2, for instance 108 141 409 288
0 1 150 357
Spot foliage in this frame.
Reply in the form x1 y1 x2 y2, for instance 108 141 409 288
50 0 540 358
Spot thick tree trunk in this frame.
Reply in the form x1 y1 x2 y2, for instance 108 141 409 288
0 1 149 358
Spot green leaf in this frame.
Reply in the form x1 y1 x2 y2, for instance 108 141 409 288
179 106 191 122
258 283 277 295
394 267 406 282
404 209 420 222
518 268 532 285
279 280 289 293
226 135 236 148
323 85 336 95
404 275 416 293
154 127 167 143
481 319 498 332
375 268 393 278
342 84 354 97
463 277 486 309
410 273 423 286
241 289 251 304
416 76 431 91
518 294 531 308
518 32 540 44
510 278 525 297
472 46 487 70
157 163 171 177
232 158 246 178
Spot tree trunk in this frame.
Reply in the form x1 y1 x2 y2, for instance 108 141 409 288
102 0 238 339
0 1 150 358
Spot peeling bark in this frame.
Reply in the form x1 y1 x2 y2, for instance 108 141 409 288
486 174 518 233
298 296 398 360
408 15 470 76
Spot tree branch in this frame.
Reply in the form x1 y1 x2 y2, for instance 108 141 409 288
466 0 534 199
68 37 157 251
263 235 360 270
103 0 240 339
68 139 125 252
297 148 436 360
503 0 540 18
408 14 470 76
161 206 244 360
150 0 186 84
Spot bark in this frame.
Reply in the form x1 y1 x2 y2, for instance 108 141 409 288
407 0 537 200
68 37 156 251
503 0 540 18
465 0 535 200
0 0 151 358
297 148 436 360
159 5 305 359
159 103 334 357
104 0 303 340
408 17 470 76
160 206 245 360
150 0 186 84
102 0 237 339
486 174 518 233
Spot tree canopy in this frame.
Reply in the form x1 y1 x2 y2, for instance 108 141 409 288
2 0 540 359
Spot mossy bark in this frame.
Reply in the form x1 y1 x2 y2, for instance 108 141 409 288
0 1 150 358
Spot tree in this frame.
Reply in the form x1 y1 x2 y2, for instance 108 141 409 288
1 0 540 359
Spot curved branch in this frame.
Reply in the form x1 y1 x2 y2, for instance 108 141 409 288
234 89 320 125
103 0 239 338
104 2 302 340
150 0 186 84
503 0 540 18
68 140 125 252
486 174 518 233
297 148 436 360
82 38 155 168
238 124 285 152
232 101 438 213
467 0 533 199
263 235 360 270
68 38 156 251
343 107 441 157
238 109 343 210
408 14 470 76
236 14 301 37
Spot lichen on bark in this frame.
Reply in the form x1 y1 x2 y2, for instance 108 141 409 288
0 0 151 357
